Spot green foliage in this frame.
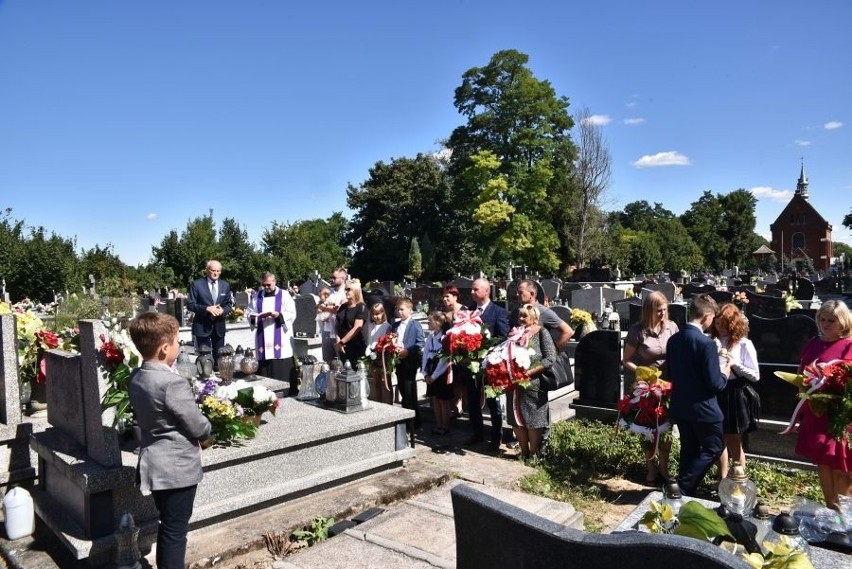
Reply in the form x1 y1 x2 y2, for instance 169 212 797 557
50 293 104 330
347 153 466 279
291 516 335 545
408 237 422 280
152 212 222 288
261 213 350 283
532 420 821 511
102 362 135 427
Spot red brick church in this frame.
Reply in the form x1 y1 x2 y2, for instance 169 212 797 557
769 162 833 272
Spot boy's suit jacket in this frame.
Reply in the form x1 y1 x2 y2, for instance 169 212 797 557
391 318 425 369
130 361 212 494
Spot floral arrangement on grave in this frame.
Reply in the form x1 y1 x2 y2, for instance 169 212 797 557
481 326 537 398
733 291 750 311
440 309 492 375
781 293 802 313
227 306 245 323
616 366 673 455
193 378 258 443
216 379 280 419
776 359 852 444
569 308 596 334
100 318 142 428
1 300 79 385
365 332 401 389
742 537 814 569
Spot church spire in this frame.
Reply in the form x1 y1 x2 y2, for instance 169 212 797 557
795 158 809 198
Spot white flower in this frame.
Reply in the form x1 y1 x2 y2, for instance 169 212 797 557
251 385 276 405
511 347 532 369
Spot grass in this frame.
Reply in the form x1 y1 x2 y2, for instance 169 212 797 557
518 419 822 532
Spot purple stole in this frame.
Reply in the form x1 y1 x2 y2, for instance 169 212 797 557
255 289 284 360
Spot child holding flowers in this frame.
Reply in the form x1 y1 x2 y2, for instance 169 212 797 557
366 303 393 404
128 312 211 569
422 311 452 435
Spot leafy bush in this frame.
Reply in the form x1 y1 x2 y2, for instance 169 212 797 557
535 420 820 509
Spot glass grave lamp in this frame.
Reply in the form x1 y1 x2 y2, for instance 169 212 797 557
764 512 811 557
195 345 215 379
661 480 685 515
217 344 236 382
718 462 758 517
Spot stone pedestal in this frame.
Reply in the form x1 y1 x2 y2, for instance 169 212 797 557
31 398 414 564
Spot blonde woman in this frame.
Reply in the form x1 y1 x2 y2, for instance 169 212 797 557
622 291 679 483
507 304 557 459
335 281 367 368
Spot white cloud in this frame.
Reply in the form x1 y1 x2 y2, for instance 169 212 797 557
632 151 691 168
146 213 158 220
794 139 811 146
581 114 612 126
626 101 637 108
623 118 645 125
749 186 793 202
824 121 844 130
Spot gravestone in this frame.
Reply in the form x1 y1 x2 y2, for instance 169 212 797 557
743 290 786 319
794 278 814 301
234 291 250 309
381 281 395 297
411 286 443 313
628 302 642 329
643 282 675 302
749 314 818 420
540 278 561 304
707 290 734 305
505 280 546 313
569 267 613 282
550 305 573 328
452 484 750 569
571 287 605 318
682 283 715 297
0 315 23 426
560 282 583 305
601 287 626 306
813 277 840 296
174 297 187 326
573 330 622 407
613 298 639 331
667 303 687 332
762 286 784 298
449 276 474 306
292 295 320 338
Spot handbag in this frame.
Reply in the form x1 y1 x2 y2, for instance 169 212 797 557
539 349 574 391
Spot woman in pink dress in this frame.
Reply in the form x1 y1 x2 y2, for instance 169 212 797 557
794 299 852 509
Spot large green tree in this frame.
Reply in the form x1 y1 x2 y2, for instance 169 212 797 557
347 153 469 280
447 49 578 273
681 191 727 272
261 213 350 284
719 189 760 269
218 218 260 290
151 212 222 288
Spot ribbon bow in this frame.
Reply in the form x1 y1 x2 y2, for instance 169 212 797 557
453 308 483 328
506 325 532 348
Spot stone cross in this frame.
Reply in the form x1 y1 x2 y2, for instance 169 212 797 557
0 314 24 425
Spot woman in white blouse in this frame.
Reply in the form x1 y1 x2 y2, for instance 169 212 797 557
712 303 761 479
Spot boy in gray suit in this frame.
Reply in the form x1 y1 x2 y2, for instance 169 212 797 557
129 313 211 569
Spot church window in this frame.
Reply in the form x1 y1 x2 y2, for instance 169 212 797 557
792 232 805 249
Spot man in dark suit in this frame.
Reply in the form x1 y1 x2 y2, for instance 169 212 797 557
187 259 233 366
466 278 510 450
666 294 729 496
390 298 425 430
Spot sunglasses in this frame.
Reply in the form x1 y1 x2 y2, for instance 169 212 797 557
345 288 352 292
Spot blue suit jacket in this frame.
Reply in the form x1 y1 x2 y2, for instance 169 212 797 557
391 318 425 369
666 323 727 423
473 301 509 339
187 277 233 338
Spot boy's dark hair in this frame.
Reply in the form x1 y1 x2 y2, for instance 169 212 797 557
129 312 179 359
689 294 719 321
395 298 413 309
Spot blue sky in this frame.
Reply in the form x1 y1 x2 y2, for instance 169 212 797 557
1 0 850 267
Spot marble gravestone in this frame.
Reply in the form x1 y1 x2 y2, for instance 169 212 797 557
643 282 675 302
540 278 561 304
571 287 605 318
0 314 35 495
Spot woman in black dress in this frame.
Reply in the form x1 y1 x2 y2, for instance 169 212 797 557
335 281 368 368
712 303 760 479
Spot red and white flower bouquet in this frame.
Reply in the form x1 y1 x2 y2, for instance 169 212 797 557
616 366 673 452
440 309 491 374
481 326 536 398
776 359 852 443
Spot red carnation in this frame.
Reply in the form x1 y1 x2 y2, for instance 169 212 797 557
36 330 60 349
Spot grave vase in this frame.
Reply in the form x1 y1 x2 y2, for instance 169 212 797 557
19 381 31 410
29 380 47 412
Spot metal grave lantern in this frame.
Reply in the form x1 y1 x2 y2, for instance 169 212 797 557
333 360 363 413
195 345 215 379
297 355 319 400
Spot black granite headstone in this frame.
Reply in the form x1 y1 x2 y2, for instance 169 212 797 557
707 290 734 305
292 295 320 338
574 330 622 406
743 290 786 319
794 278 814 301
667 303 687 332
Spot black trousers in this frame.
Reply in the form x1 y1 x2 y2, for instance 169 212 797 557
397 359 421 428
152 485 197 569
195 333 225 368
466 376 503 443
676 419 723 496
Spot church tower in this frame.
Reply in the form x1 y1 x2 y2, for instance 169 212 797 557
794 159 809 198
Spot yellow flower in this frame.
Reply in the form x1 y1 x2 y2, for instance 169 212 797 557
570 308 593 325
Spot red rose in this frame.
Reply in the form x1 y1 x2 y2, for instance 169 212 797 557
36 330 60 349
617 396 633 415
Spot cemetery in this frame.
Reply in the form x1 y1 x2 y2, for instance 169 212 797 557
0 269 849 568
